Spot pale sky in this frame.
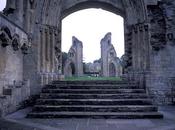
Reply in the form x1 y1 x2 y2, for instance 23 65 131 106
0 1 124 63
0 0 6 11
62 9 124 63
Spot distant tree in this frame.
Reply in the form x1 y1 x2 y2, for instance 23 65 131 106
62 52 68 72
93 58 101 63
83 62 86 73
120 54 127 68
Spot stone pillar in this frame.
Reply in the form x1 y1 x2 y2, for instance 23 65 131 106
100 33 111 77
55 27 62 74
57 27 62 74
47 28 51 72
24 0 35 33
5 0 16 11
42 28 46 73
75 40 83 76
51 28 55 73
133 25 137 72
16 0 24 26
144 24 150 70
54 30 59 73
136 25 140 71
24 0 30 32
38 28 42 72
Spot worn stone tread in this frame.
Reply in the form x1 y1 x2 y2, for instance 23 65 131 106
34 105 155 107
33 105 157 112
42 89 145 94
27 80 162 119
45 84 139 89
36 98 153 105
37 98 151 102
27 112 163 119
40 93 148 99
52 80 138 85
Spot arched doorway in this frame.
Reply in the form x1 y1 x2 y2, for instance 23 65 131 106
67 62 76 77
109 63 116 77
35 0 147 77
27 0 149 94
62 8 124 79
62 8 124 64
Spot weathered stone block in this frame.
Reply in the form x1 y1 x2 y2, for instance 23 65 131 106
3 88 12 96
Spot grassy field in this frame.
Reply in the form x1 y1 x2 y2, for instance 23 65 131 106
64 76 122 81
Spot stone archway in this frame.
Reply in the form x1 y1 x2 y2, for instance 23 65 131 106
68 62 76 77
35 0 147 68
59 0 148 76
22 0 148 95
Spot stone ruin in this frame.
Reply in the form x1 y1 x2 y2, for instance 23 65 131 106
101 33 122 77
0 0 175 116
64 36 83 77
84 33 122 77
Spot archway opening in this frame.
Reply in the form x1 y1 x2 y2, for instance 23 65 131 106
109 63 116 77
61 7 124 79
68 62 76 77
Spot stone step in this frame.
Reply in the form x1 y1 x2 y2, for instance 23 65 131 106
36 99 153 105
42 89 145 94
40 93 148 99
27 80 163 119
52 80 138 85
27 111 163 119
44 84 139 89
32 105 157 112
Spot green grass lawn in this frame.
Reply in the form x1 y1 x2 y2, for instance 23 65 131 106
64 76 122 81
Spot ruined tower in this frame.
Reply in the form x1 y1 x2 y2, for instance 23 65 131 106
64 36 83 77
101 33 122 77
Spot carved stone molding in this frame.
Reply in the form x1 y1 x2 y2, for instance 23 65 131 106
144 24 149 31
167 33 174 41
147 4 166 51
131 23 148 33
0 26 12 47
55 45 61 59
133 25 138 33
21 42 29 54
12 34 20 51
139 25 143 32
0 31 11 47
150 32 166 51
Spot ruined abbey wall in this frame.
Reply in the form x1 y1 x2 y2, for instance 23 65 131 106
101 33 122 77
64 36 83 77
0 13 30 115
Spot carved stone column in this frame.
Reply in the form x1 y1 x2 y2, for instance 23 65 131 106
16 0 24 26
38 28 42 72
133 25 138 71
55 28 62 74
51 28 55 73
42 27 46 72
46 28 50 72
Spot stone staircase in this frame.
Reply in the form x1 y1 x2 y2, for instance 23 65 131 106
27 80 163 119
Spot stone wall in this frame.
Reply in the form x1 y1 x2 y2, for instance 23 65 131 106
0 13 30 116
145 1 175 104
0 13 29 94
